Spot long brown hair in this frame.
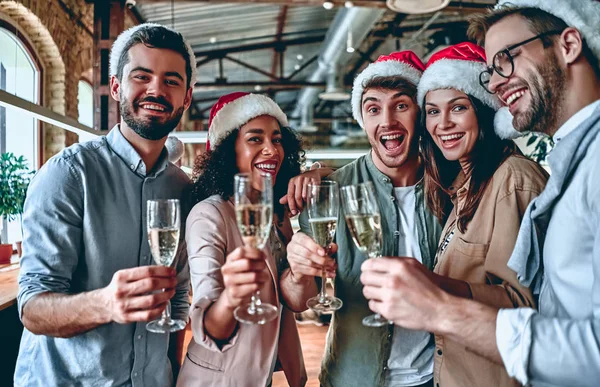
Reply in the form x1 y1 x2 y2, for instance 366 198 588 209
422 94 515 232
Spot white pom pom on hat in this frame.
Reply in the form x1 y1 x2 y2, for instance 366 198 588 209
165 136 185 163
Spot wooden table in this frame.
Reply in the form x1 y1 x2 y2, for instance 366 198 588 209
0 261 20 311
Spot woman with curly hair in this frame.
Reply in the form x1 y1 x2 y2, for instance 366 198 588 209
177 92 311 387
416 43 548 387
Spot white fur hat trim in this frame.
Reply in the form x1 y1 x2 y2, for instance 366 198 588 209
496 0 600 62
417 59 501 110
351 61 422 129
208 94 288 149
109 23 197 86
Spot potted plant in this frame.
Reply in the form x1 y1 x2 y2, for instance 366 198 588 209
0 153 34 263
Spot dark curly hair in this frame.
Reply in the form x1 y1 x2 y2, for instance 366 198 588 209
187 125 305 220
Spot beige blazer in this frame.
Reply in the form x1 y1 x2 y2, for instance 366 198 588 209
433 153 548 387
177 195 307 387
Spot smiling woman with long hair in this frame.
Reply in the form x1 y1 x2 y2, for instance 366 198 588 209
177 92 309 387
416 43 548 387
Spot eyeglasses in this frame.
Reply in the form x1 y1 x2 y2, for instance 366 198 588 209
479 30 562 94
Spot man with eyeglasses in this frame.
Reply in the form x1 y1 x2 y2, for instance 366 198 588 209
359 1 600 386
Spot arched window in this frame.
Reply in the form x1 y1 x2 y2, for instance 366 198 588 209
78 79 94 128
0 25 40 245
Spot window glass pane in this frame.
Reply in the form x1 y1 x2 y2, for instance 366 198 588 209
78 80 94 128
0 28 38 245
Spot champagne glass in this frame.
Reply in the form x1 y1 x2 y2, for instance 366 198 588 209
146 199 187 333
341 182 391 327
306 181 343 313
233 173 279 325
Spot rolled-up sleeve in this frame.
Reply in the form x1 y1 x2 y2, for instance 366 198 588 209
185 201 239 352
17 157 83 319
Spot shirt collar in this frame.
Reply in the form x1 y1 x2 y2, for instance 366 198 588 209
106 125 169 177
553 99 600 143
364 150 424 187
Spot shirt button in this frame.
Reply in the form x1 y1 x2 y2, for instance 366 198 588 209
382 177 389 183
383 366 388 371
437 349 443 356
137 334 143 340
130 164 135 170
390 196 395 202
394 231 400 236
133 372 138 377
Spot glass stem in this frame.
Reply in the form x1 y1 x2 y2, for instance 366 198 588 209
371 253 384 321
318 269 328 303
249 290 261 314
160 300 172 325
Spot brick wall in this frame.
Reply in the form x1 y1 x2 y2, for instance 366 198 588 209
0 0 111 163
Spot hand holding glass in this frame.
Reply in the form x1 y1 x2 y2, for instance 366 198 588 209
146 199 187 333
233 173 279 325
341 181 391 327
306 181 343 313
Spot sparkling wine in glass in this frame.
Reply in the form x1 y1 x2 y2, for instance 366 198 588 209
306 181 343 313
146 199 187 333
233 173 279 325
341 181 391 327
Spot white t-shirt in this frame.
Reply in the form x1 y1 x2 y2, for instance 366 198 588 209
385 186 434 386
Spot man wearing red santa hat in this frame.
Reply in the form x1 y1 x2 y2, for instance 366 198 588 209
287 51 442 387
361 1 600 386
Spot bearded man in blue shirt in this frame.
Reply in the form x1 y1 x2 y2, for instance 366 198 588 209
15 23 195 387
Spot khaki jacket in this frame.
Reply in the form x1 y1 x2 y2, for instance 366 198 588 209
177 195 307 387
433 154 548 387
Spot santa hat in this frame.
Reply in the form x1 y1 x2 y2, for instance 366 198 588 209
492 0 600 139
352 51 425 129
109 23 197 87
207 92 288 150
417 42 520 139
496 0 600 62
165 136 185 163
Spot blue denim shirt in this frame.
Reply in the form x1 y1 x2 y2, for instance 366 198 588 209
14 126 190 387
299 152 442 387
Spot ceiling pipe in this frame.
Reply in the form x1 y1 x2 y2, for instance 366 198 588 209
291 7 384 130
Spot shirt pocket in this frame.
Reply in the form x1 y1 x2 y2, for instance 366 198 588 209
446 237 490 283
185 346 225 373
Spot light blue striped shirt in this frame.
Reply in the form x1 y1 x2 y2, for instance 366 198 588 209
14 126 190 387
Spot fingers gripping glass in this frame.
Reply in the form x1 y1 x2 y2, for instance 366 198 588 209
306 181 343 313
146 199 187 333
341 182 391 327
479 30 563 93
234 173 279 325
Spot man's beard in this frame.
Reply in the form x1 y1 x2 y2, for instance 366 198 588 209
513 51 566 136
120 94 184 140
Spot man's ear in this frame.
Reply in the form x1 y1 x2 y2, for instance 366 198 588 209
110 75 121 102
183 87 193 111
559 27 584 65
